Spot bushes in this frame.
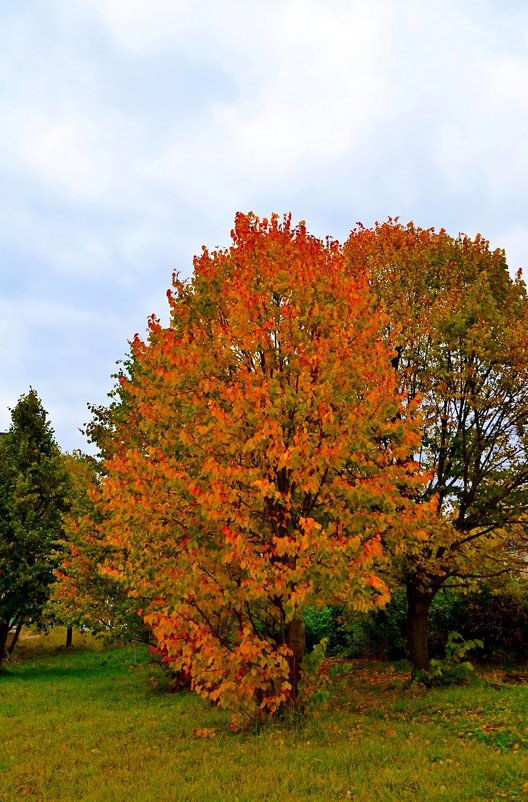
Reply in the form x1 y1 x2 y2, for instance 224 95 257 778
341 589 408 659
304 580 528 663
434 582 528 663
414 632 483 687
303 606 348 655
304 592 407 660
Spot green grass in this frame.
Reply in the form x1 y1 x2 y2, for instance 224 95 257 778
0 630 527 802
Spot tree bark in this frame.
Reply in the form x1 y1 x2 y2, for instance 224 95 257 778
406 583 434 673
7 621 23 655
0 622 10 666
287 617 305 702
65 626 73 650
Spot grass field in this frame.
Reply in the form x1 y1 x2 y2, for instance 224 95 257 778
0 629 527 802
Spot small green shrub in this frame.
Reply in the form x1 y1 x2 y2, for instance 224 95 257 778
414 632 483 687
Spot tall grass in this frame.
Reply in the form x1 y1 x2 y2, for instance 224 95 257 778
0 630 526 801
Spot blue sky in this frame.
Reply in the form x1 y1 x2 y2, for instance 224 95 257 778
1 0 528 451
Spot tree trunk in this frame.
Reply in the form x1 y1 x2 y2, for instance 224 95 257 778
140 626 154 645
7 621 23 655
406 583 433 673
0 622 10 666
287 617 305 702
65 626 73 650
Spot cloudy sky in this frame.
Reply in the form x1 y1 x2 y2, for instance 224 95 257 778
1 0 528 451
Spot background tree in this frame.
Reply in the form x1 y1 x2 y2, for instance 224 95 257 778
51 450 147 643
0 389 67 663
345 221 528 671
90 213 426 726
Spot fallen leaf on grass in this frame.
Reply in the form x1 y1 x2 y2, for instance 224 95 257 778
193 727 218 739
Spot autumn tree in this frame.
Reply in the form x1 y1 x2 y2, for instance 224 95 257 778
345 221 528 671
51 451 145 641
0 389 67 663
90 213 426 726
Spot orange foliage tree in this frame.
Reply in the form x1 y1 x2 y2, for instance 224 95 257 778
84 214 427 725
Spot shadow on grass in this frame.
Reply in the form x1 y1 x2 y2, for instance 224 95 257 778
0 663 115 683
0 647 148 683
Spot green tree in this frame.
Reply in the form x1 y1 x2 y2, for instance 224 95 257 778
345 221 528 671
0 389 67 663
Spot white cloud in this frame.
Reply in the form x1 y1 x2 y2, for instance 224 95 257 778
0 107 114 200
2 0 528 448
0 294 137 446
433 50 528 199
130 1 393 213
0 297 127 373
494 224 528 277
4 0 528 225
81 0 283 60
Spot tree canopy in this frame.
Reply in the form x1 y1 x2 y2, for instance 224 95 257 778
51 451 144 639
79 213 426 725
56 213 528 698
0 389 67 662
345 220 528 670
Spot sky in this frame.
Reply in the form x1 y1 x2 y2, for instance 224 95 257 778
1 0 528 451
